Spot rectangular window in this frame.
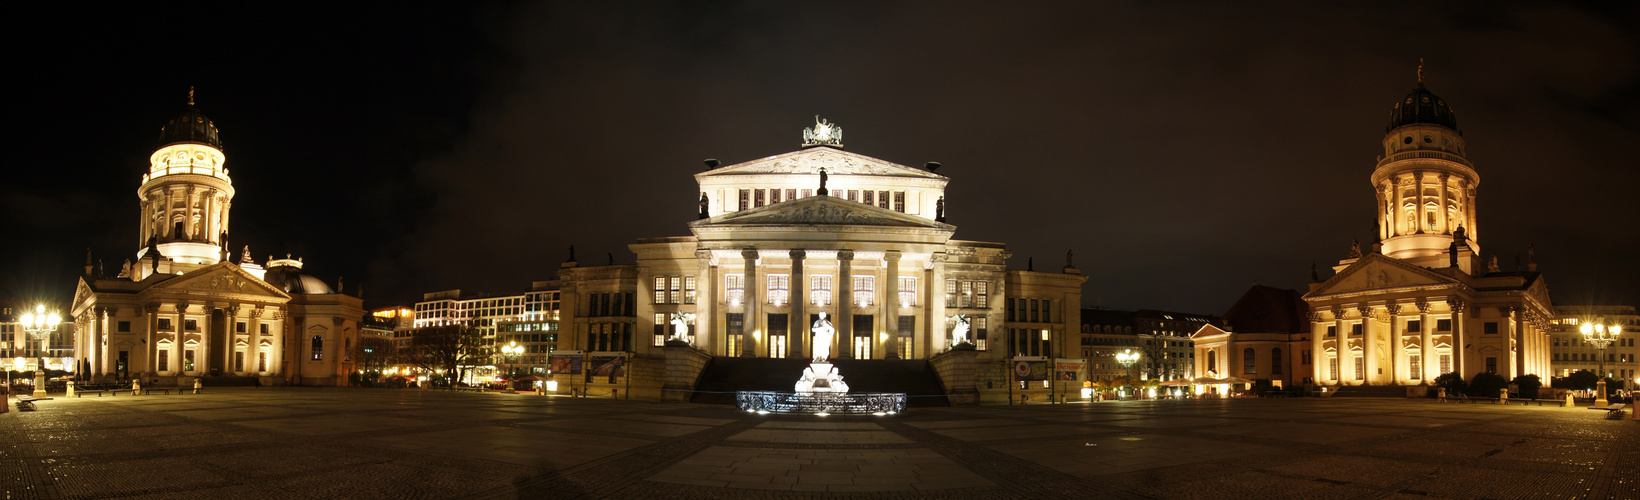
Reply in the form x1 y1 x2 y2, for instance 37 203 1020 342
767 274 789 305
684 276 697 304
1006 298 1016 322
184 319 199 331
975 282 989 308
653 313 669 346
878 191 890 209
184 350 196 372
1301 349 1311 365
1272 349 1283 374
158 318 173 331
769 189 782 204
260 324 269 335
1483 322 1498 334
958 280 973 308
847 190 858 202
862 190 874 206
258 351 267 372
725 274 745 304
898 277 916 306
768 313 788 358
1409 355 1421 380
785 188 796 201
1042 301 1051 324
1244 349 1256 374
853 276 875 307
853 315 874 359
893 191 905 212
974 317 988 351
754 189 766 208
158 349 169 371
1029 299 1040 323
811 275 832 306
738 189 750 211
1351 323 1363 336
1354 356 1365 380
118 321 131 332
726 313 744 356
1440 353 1452 374
1485 356 1498 373
1326 325 1337 337
945 280 959 308
653 277 667 304
1406 320 1421 332
1328 356 1338 381
235 351 245 372
801 189 812 198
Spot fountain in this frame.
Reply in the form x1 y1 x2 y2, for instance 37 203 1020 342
736 312 906 414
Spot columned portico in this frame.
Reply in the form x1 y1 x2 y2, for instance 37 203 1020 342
837 249 853 359
742 248 759 357
789 249 806 358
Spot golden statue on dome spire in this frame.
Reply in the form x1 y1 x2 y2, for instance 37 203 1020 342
1417 58 1424 84
188 86 195 106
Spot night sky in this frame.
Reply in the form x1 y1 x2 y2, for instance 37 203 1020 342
5 2 1637 316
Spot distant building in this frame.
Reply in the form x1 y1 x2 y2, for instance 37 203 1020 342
1081 308 1218 382
1549 305 1638 382
0 302 74 372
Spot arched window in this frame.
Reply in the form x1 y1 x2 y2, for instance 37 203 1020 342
1271 348 1283 375
1243 348 1256 374
1207 350 1217 374
311 335 323 361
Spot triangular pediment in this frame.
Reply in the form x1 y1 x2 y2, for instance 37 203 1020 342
1192 324 1230 340
1306 253 1461 299
696 147 947 180
143 262 291 302
691 195 955 230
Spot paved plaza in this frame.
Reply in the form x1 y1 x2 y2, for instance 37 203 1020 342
2 389 1636 499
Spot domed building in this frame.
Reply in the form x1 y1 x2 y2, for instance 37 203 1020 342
69 90 364 387
1298 70 1553 389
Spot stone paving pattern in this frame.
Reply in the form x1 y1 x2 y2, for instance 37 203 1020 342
2 389 1636 499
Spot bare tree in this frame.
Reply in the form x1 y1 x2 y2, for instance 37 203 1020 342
355 335 396 383
408 324 493 386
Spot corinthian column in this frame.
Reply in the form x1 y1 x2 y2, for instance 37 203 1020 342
742 248 759 357
837 250 854 359
789 249 806 358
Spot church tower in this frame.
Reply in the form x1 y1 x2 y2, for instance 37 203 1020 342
1372 64 1479 271
135 88 235 278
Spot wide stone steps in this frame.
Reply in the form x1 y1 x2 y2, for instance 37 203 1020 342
690 357 949 407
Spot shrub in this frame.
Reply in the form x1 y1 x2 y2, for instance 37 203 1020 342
1510 374 1542 399
1468 372 1509 397
1433 372 1467 396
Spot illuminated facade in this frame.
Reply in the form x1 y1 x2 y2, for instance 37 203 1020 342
69 93 364 386
551 118 1086 401
1550 306 1638 381
1301 77 1553 387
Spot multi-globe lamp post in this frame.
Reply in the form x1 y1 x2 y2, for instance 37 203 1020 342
501 341 524 394
20 304 62 397
1115 349 1140 400
1579 317 1622 406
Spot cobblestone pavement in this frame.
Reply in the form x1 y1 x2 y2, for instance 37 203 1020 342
2 390 1636 499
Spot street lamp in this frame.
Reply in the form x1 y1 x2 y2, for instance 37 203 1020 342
1579 317 1623 406
1116 349 1140 400
20 304 61 397
501 341 524 394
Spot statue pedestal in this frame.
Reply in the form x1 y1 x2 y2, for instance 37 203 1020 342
33 373 47 397
1595 380 1607 407
950 342 976 351
795 363 849 394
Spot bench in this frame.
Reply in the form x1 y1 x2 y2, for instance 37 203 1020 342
1518 399 1566 407
15 396 42 411
74 390 109 398
1592 404 1625 419
143 388 173 395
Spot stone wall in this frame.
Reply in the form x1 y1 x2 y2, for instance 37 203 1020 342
661 345 713 402
929 349 980 405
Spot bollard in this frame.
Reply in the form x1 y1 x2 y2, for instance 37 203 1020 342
133 380 142 396
1499 388 1508 404
1566 392 1575 407
193 378 202 394
67 380 76 398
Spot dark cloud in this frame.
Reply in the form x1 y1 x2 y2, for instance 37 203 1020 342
5 2 1637 316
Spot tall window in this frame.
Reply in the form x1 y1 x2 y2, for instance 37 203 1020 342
725 313 744 356
258 351 267 372
159 349 169 371
754 189 766 207
1006 298 1015 321
769 189 782 204
184 349 196 371
738 189 749 211
1243 348 1256 374
725 274 745 304
1207 350 1217 373
235 351 245 372
946 280 959 307
898 277 917 306
975 282 988 308
1329 357 1338 381
974 317 988 351
1326 325 1336 337
1409 355 1421 380
811 275 832 305
893 191 905 212
768 313 788 358
1042 300 1051 323
683 276 696 304
653 277 668 304
311 335 324 360
1029 299 1040 322
1485 356 1497 373
785 188 796 201
344 338 352 362
767 274 789 305
1354 356 1365 380
853 315 874 359
853 276 875 307
1271 348 1283 374
863 190 874 206
878 191 890 209
847 190 858 202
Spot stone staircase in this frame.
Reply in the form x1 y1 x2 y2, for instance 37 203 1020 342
690 357 949 407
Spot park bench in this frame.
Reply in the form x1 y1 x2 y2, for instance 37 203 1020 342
15 395 43 411
143 388 173 395
1517 399 1566 407
74 390 109 398
1591 404 1625 419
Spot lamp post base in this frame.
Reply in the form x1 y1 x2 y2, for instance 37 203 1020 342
1594 380 1607 407
33 372 47 397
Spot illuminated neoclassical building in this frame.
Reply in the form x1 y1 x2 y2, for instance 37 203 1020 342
1193 75 1555 390
554 118 1087 402
69 92 364 386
